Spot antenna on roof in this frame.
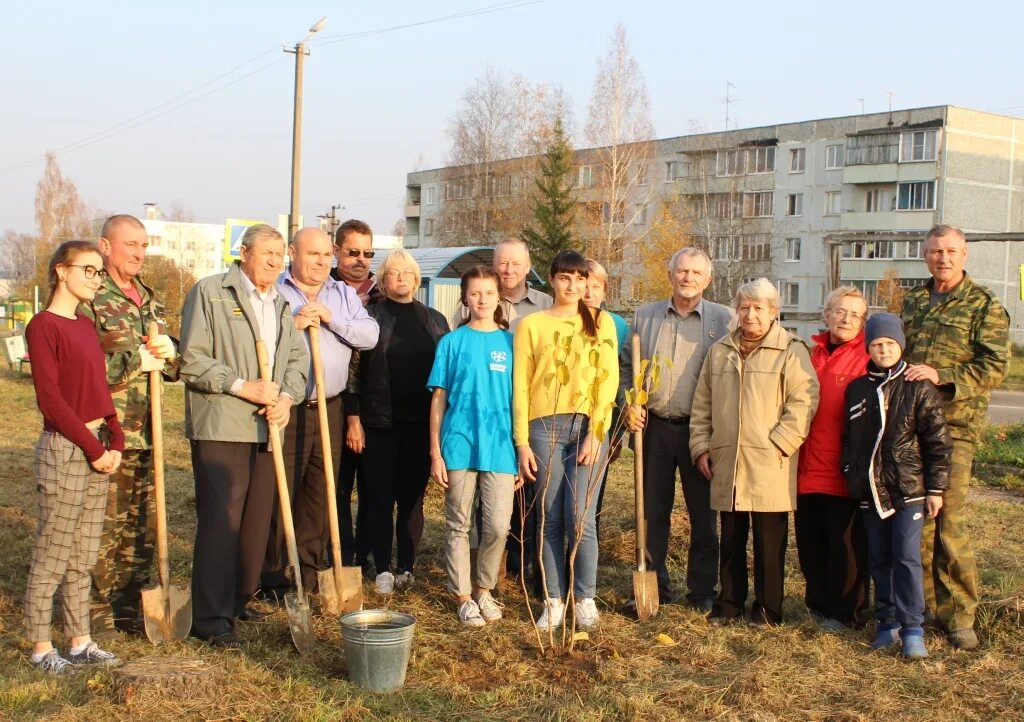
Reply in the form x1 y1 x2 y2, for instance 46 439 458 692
713 82 741 131
887 91 896 127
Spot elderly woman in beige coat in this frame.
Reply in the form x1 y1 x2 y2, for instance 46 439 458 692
690 278 819 625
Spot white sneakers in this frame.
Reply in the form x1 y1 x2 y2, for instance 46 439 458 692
458 600 486 627
375 571 395 595
537 597 600 631
475 591 503 622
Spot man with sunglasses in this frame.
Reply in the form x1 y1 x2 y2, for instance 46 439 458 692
331 219 383 308
83 214 180 638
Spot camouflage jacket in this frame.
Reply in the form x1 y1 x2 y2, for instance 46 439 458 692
901 273 1009 443
81 275 181 450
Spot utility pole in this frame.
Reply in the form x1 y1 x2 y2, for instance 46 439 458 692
284 17 328 240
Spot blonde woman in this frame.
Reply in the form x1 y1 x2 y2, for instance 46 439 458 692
343 249 449 594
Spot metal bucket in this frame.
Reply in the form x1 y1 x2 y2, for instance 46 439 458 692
340 609 416 692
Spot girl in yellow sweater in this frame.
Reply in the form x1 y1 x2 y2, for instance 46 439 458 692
514 250 619 631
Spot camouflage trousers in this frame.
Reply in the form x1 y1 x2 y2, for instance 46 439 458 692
921 439 978 632
89 449 156 632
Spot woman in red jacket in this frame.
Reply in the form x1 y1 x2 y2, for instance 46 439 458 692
796 286 871 632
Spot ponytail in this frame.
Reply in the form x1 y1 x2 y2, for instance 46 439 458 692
577 299 599 338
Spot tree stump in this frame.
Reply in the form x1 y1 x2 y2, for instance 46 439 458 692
112 656 222 708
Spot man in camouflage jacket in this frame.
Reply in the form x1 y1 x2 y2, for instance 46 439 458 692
901 224 1009 650
84 214 181 636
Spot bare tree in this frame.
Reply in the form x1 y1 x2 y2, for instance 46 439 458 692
578 23 656 301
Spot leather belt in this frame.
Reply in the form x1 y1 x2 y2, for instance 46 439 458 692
303 394 339 409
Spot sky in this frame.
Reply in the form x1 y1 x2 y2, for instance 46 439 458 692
3 0 1021 237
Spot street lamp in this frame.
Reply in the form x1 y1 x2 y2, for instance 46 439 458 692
285 16 328 240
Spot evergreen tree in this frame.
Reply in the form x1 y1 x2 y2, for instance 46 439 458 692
522 117 576 275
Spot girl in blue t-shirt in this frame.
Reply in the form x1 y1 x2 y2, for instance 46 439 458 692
427 266 520 628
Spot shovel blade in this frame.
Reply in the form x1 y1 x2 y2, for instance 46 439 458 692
318 569 340 616
284 592 316 655
141 583 192 645
338 566 363 613
632 570 660 621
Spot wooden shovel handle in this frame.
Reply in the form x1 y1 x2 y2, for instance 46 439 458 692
148 322 170 593
309 326 345 585
631 333 648 571
257 340 306 605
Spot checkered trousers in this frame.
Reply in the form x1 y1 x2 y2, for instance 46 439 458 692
24 431 108 642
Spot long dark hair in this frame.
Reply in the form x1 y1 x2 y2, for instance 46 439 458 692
550 250 600 338
460 265 508 330
47 240 102 305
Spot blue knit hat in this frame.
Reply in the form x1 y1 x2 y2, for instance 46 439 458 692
864 312 906 351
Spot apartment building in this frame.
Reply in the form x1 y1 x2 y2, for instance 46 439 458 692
406 105 1024 339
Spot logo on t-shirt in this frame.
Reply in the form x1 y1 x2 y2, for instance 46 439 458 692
489 349 508 373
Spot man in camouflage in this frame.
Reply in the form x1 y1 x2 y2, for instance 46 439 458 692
84 214 180 636
901 224 1009 650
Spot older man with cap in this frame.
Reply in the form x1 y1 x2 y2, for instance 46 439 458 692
179 223 308 647
259 228 379 600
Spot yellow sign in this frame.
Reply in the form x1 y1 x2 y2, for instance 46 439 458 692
223 218 263 265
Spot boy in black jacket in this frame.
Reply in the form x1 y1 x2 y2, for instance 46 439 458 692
841 313 951 659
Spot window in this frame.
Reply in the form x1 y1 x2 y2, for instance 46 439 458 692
636 163 649 185
786 193 803 217
743 191 773 218
897 181 936 211
844 240 895 259
665 160 682 181
423 219 434 236
906 240 923 259
846 133 899 165
713 193 742 220
601 202 625 224
749 146 776 174
865 188 887 212
424 187 435 205
784 282 800 307
634 203 649 225
740 234 771 261
824 191 842 215
825 144 843 169
713 235 735 261
716 149 745 176
785 238 801 262
899 129 938 162
789 148 806 173
577 165 594 188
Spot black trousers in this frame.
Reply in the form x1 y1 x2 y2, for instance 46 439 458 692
716 510 788 624
190 440 275 638
337 410 368 567
795 492 869 625
262 397 343 594
643 414 719 604
362 422 430 574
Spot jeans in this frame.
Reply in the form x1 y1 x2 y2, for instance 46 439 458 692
529 414 605 600
444 469 515 596
863 504 926 630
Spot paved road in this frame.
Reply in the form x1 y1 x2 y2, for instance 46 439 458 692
988 389 1024 425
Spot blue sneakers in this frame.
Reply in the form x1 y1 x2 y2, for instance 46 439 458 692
901 628 928 659
871 624 900 650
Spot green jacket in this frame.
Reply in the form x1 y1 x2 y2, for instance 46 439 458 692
179 263 308 443
81 274 181 450
901 273 1009 443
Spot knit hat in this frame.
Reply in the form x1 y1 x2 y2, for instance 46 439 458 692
864 312 906 351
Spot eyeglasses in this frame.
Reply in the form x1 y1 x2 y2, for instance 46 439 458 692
385 269 416 279
343 249 375 259
829 308 864 321
68 265 108 280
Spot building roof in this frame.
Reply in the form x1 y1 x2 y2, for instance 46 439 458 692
369 245 543 282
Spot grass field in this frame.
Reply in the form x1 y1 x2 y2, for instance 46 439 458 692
0 367 1022 721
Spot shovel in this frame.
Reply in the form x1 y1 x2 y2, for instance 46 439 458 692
141 321 192 644
256 340 316 655
309 326 363 615
631 334 659 621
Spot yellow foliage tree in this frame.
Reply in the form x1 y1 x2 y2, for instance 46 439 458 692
634 198 695 304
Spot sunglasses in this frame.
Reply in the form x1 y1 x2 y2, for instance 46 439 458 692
343 249 375 259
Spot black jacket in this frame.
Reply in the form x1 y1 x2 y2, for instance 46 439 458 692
841 360 952 516
342 298 448 429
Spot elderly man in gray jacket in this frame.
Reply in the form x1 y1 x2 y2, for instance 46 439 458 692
179 224 308 647
622 247 732 613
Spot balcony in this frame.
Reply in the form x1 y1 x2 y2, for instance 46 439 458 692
840 210 935 232
405 202 420 218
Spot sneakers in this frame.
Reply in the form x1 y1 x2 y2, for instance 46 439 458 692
818 618 849 635
474 591 504 622
67 641 120 667
948 628 979 650
536 598 565 632
394 571 414 590
31 649 77 676
375 571 395 595
575 598 600 629
871 624 900 651
457 600 486 628
901 629 928 659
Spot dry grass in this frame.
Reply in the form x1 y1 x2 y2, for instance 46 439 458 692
0 367 1022 720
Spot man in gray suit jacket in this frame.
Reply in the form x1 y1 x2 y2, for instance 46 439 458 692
622 247 733 612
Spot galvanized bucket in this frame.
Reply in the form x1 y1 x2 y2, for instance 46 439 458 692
340 609 416 692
